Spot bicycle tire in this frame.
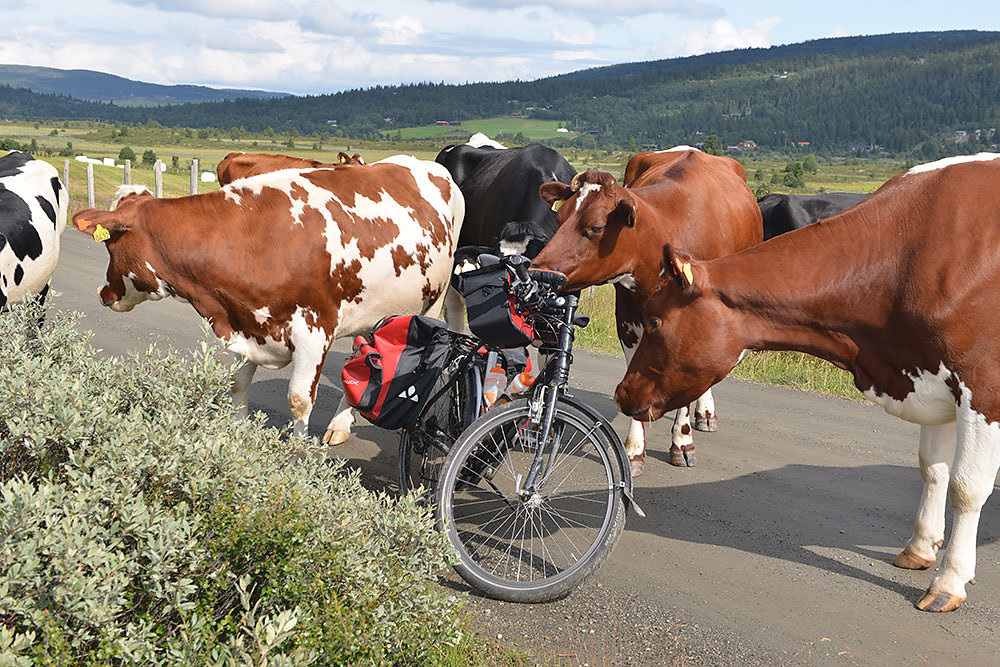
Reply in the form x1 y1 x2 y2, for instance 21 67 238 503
399 360 481 495
436 397 625 603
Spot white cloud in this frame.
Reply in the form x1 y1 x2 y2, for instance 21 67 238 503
439 0 723 18
374 16 426 46
651 16 781 58
553 27 596 45
115 0 294 21
825 26 851 39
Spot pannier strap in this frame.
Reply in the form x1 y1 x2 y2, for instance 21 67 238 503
528 268 568 287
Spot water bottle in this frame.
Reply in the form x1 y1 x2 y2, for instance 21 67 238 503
483 365 507 408
505 371 536 396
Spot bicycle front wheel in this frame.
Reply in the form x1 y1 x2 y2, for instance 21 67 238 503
436 398 625 603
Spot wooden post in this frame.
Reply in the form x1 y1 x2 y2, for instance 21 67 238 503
154 160 163 198
62 160 69 189
190 158 198 195
86 162 95 208
124 159 131 185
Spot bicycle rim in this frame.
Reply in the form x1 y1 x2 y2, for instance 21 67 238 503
438 399 622 600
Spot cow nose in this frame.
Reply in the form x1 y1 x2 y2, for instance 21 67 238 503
614 381 638 414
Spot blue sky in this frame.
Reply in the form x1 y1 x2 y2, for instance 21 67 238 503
2 1 998 95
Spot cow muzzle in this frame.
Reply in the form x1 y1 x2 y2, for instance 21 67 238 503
614 380 666 422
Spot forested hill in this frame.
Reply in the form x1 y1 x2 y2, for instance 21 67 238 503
2 30 999 155
0 65 289 106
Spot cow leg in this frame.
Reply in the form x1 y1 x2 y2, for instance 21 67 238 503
324 395 355 446
231 360 258 419
916 407 1000 612
616 286 648 477
693 388 717 432
894 422 955 570
670 406 697 467
286 338 330 440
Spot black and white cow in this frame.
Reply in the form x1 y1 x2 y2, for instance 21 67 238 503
0 151 67 308
435 139 576 258
758 192 868 240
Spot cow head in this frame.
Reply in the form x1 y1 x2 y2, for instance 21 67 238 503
73 186 166 312
614 245 742 421
531 170 638 290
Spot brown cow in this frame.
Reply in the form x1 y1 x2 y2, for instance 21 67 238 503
74 155 463 445
216 151 365 185
615 152 1000 612
531 147 762 475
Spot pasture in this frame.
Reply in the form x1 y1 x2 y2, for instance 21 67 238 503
393 116 573 141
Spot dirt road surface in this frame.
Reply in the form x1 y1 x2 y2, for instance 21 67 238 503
51 231 1000 665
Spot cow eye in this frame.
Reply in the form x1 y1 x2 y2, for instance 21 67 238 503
587 224 606 235
648 317 661 330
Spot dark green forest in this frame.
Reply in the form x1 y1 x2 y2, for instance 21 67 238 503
2 30 999 156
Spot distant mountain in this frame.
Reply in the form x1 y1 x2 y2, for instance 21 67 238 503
0 65 290 106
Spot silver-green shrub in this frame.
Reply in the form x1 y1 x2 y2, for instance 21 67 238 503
0 303 462 665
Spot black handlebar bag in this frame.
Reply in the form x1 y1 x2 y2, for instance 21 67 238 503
455 263 535 348
341 315 452 429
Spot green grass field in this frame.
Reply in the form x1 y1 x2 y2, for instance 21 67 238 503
394 117 574 141
1 119 884 401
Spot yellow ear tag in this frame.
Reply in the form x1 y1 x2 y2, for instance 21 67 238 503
339 155 348 163
93 224 111 243
551 199 565 212
681 262 693 285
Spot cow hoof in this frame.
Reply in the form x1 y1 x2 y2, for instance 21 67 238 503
669 445 686 467
694 414 717 432
630 454 645 478
324 429 350 446
682 445 697 467
893 548 935 570
915 589 965 612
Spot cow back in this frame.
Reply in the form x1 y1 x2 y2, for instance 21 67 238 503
436 143 575 248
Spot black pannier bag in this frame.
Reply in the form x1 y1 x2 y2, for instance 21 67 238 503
341 315 452 430
455 262 535 348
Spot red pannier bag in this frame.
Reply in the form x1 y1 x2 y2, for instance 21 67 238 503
341 315 452 430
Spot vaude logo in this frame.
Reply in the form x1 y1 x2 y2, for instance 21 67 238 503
399 385 419 402
344 379 362 385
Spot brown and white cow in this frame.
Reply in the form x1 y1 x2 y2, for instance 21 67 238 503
216 151 365 185
615 153 1000 612
74 155 463 444
531 147 762 475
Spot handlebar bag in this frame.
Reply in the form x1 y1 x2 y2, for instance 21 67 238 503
456 263 535 348
341 315 452 430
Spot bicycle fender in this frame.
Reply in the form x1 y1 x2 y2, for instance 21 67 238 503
558 396 645 518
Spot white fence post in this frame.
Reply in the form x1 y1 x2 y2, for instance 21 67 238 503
86 162 95 208
190 158 198 195
154 160 163 198
124 159 131 185
62 159 69 190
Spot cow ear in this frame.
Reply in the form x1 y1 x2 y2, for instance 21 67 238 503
73 209 130 241
539 181 574 211
338 152 350 164
662 244 697 289
616 194 637 227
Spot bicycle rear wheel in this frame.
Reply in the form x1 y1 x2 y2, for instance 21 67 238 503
436 398 625 602
399 361 481 496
